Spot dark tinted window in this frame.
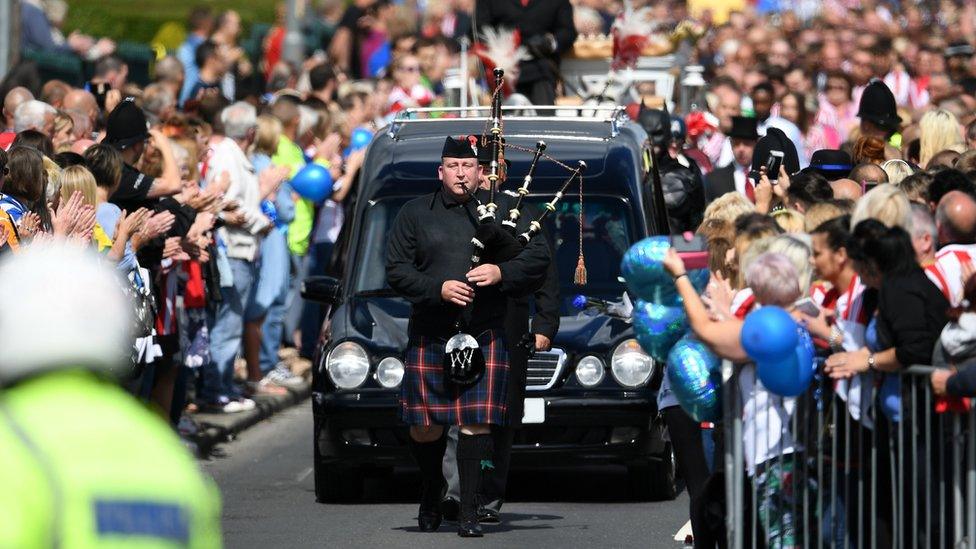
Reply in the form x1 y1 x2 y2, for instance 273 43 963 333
352 195 633 305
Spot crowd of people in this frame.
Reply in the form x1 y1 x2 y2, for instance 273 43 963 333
6 0 976 544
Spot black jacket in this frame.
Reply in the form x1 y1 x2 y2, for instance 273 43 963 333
704 164 736 204
386 188 551 338
475 0 577 85
876 269 949 368
659 154 705 233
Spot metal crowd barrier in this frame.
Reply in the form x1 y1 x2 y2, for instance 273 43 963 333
722 361 976 549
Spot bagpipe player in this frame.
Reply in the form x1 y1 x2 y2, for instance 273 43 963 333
385 136 550 537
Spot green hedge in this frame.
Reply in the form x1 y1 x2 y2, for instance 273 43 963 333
64 0 279 48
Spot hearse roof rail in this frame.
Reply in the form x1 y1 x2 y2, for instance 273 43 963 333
387 105 629 141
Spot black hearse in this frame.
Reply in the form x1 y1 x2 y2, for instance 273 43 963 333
303 106 676 502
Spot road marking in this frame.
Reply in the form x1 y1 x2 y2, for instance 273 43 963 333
296 467 314 483
673 519 693 543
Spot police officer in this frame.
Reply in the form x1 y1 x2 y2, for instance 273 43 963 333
639 105 706 233
386 136 550 537
0 242 221 548
441 142 561 523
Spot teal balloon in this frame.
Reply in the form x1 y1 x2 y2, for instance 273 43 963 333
757 326 815 397
633 300 688 362
741 306 798 363
291 163 334 203
621 237 708 305
666 336 722 422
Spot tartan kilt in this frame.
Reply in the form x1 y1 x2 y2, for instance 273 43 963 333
400 329 509 426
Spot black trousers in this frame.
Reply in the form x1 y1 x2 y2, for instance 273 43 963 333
663 406 716 548
515 78 557 112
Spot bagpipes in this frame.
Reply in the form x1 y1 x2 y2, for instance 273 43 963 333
444 68 588 386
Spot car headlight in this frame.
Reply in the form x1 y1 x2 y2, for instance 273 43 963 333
575 355 605 387
611 339 654 388
376 357 405 388
326 341 370 389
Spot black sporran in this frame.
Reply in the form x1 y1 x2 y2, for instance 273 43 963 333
442 332 485 386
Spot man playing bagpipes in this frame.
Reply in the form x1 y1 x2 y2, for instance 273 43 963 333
386 135 550 537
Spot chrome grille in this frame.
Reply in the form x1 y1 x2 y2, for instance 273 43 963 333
525 348 567 391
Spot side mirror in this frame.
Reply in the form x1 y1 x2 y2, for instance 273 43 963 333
301 276 342 305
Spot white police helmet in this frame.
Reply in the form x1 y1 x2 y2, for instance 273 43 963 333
0 241 133 383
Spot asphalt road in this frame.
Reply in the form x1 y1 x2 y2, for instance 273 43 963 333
201 404 691 549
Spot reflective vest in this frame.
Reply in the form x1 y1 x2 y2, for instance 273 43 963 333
0 370 222 548
273 136 314 257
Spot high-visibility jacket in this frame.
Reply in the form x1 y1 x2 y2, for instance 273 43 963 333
0 370 222 548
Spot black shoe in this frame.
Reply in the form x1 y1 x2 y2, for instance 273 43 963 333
441 498 460 522
418 507 442 532
458 521 483 537
477 507 500 524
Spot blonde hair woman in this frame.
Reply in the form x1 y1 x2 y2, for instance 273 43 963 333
59 165 98 207
919 109 963 168
252 114 283 158
52 111 74 153
703 192 756 225
850 184 912 233
771 209 806 234
881 159 915 186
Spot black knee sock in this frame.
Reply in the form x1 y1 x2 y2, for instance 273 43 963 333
409 434 447 507
457 433 493 522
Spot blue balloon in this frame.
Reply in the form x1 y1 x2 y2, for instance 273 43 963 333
290 163 334 203
879 374 901 422
620 236 708 305
757 327 815 397
633 300 688 362
741 307 799 363
350 127 373 151
666 336 722 422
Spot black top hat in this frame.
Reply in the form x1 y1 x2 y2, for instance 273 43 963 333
857 79 900 132
103 98 150 149
750 127 800 180
728 116 759 140
442 135 478 159
807 149 853 181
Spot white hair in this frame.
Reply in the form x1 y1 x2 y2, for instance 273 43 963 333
220 101 257 140
764 234 814 292
0 242 132 381
746 252 803 308
850 184 912 233
13 100 56 133
297 105 319 138
911 202 938 241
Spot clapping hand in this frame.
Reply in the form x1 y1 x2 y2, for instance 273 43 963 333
51 191 96 240
17 212 40 239
162 236 190 261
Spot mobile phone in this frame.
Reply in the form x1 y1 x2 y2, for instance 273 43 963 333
793 297 820 317
765 150 784 182
671 231 709 269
